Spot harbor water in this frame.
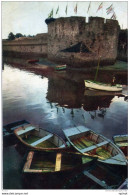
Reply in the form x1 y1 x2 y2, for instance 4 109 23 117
2 60 128 189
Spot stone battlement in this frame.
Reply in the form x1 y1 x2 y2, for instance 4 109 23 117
3 16 121 67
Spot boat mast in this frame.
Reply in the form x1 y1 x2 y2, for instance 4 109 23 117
94 45 101 82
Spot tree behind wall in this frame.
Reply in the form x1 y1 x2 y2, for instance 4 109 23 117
15 33 23 38
8 32 15 40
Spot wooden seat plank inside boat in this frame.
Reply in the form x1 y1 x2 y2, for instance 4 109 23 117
59 144 66 148
117 143 128 147
10 122 29 131
81 145 97 153
30 134 53 146
81 141 109 153
96 141 109 147
55 153 62 171
114 136 127 142
17 126 36 135
73 137 109 153
22 134 57 148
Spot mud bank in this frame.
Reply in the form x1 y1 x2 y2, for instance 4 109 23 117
3 56 128 84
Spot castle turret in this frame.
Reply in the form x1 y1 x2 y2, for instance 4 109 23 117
46 16 120 68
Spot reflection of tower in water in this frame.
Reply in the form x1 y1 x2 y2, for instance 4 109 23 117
46 76 84 109
46 76 85 119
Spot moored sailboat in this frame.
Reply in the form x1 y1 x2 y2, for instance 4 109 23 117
84 80 122 92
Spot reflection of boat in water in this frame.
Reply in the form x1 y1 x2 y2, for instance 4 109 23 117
83 89 127 119
83 93 114 112
23 151 96 175
14 123 68 152
84 88 122 97
63 126 127 166
113 134 128 158
84 80 122 92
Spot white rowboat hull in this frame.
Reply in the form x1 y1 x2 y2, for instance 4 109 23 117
85 80 122 92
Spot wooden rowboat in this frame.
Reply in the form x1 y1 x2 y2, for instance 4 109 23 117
63 159 127 189
83 162 127 189
3 120 29 137
84 80 122 92
23 151 97 174
55 64 67 71
14 123 68 152
113 134 128 158
63 126 127 166
3 120 29 146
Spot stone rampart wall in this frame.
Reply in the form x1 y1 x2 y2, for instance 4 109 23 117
3 33 48 57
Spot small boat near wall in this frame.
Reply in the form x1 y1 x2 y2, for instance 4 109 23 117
23 151 97 175
55 64 67 71
84 80 122 92
63 126 127 166
14 123 68 152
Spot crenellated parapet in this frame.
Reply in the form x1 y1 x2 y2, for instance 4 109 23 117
47 16 120 67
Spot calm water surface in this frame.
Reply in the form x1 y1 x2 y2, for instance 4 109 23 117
2 63 128 189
